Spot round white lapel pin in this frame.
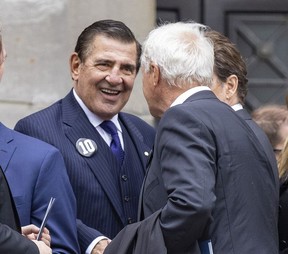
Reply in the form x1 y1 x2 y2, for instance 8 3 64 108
76 138 97 157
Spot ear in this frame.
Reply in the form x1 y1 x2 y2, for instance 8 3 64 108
225 74 238 98
70 53 81 81
150 63 160 87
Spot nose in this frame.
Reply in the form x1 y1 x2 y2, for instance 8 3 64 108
105 68 123 85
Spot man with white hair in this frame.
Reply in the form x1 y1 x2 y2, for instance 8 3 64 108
136 21 278 254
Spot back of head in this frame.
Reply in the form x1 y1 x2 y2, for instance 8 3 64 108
252 104 288 148
205 30 248 104
74 19 141 72
141 21 214 88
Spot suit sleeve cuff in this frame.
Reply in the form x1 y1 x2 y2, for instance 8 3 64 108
86 236 110 254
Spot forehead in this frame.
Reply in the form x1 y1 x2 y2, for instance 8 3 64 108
88 35 137 63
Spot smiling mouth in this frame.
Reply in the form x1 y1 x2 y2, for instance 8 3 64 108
101 88 120 95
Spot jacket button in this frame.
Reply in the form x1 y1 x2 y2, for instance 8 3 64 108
128 218 133 224
121 175 128 181
124 196 130 202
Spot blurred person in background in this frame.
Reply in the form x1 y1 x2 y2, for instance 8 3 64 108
252 104 288 160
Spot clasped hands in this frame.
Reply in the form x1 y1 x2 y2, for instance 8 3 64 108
22 224 52 253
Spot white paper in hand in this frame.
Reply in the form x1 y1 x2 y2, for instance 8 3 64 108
37 197 56 241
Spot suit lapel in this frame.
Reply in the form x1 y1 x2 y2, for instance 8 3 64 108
0 123 16 173
61 91 126 224
119 113 152 173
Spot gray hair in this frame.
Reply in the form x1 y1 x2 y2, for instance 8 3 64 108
141 21 214 87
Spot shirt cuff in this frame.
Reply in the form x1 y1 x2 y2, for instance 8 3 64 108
86 236 109 254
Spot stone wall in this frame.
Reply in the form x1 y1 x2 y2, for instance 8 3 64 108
0 0 155 128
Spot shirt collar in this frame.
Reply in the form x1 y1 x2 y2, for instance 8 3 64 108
170 86 211 107
231 103 243 111
72 89 122 132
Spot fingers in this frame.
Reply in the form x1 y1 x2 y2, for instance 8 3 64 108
22 225 51 247
39 230 51 247
22 224 39 236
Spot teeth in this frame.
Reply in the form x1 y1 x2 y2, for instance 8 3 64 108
101 89 119 94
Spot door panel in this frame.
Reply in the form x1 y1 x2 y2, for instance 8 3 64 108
157 0 288 110
156 0 201 24
227 13 288 108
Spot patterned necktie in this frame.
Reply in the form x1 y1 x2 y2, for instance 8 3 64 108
100 120 125 164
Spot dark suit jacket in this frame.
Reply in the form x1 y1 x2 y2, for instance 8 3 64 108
236 108 279 183
139 91 279 254
15 89 155 251
0 166 39 254
0 123 80 253
104 210 167 254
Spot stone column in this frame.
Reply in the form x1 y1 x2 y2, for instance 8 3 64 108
0 0 155 128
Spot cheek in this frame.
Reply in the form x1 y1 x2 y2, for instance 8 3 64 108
126 72 137 84
279 124 288 144
213 86 225 100
142 82 150 100
142 74 150 93
0 65 4 80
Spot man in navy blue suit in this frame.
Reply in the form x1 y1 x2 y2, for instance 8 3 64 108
0 29 52 254
0 30 80 253
15 20 155 254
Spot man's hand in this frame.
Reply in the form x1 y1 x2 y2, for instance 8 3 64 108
92 239 111 254
32 240 52 254
22 224 51 247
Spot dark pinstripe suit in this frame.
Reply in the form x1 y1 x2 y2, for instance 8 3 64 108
15 89 155 252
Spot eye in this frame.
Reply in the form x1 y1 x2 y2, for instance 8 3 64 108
122 64 135 75
96 62 111 71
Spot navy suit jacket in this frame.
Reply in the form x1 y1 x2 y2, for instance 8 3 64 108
0 123 80 253
139 91 279 254
15 89 156 251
